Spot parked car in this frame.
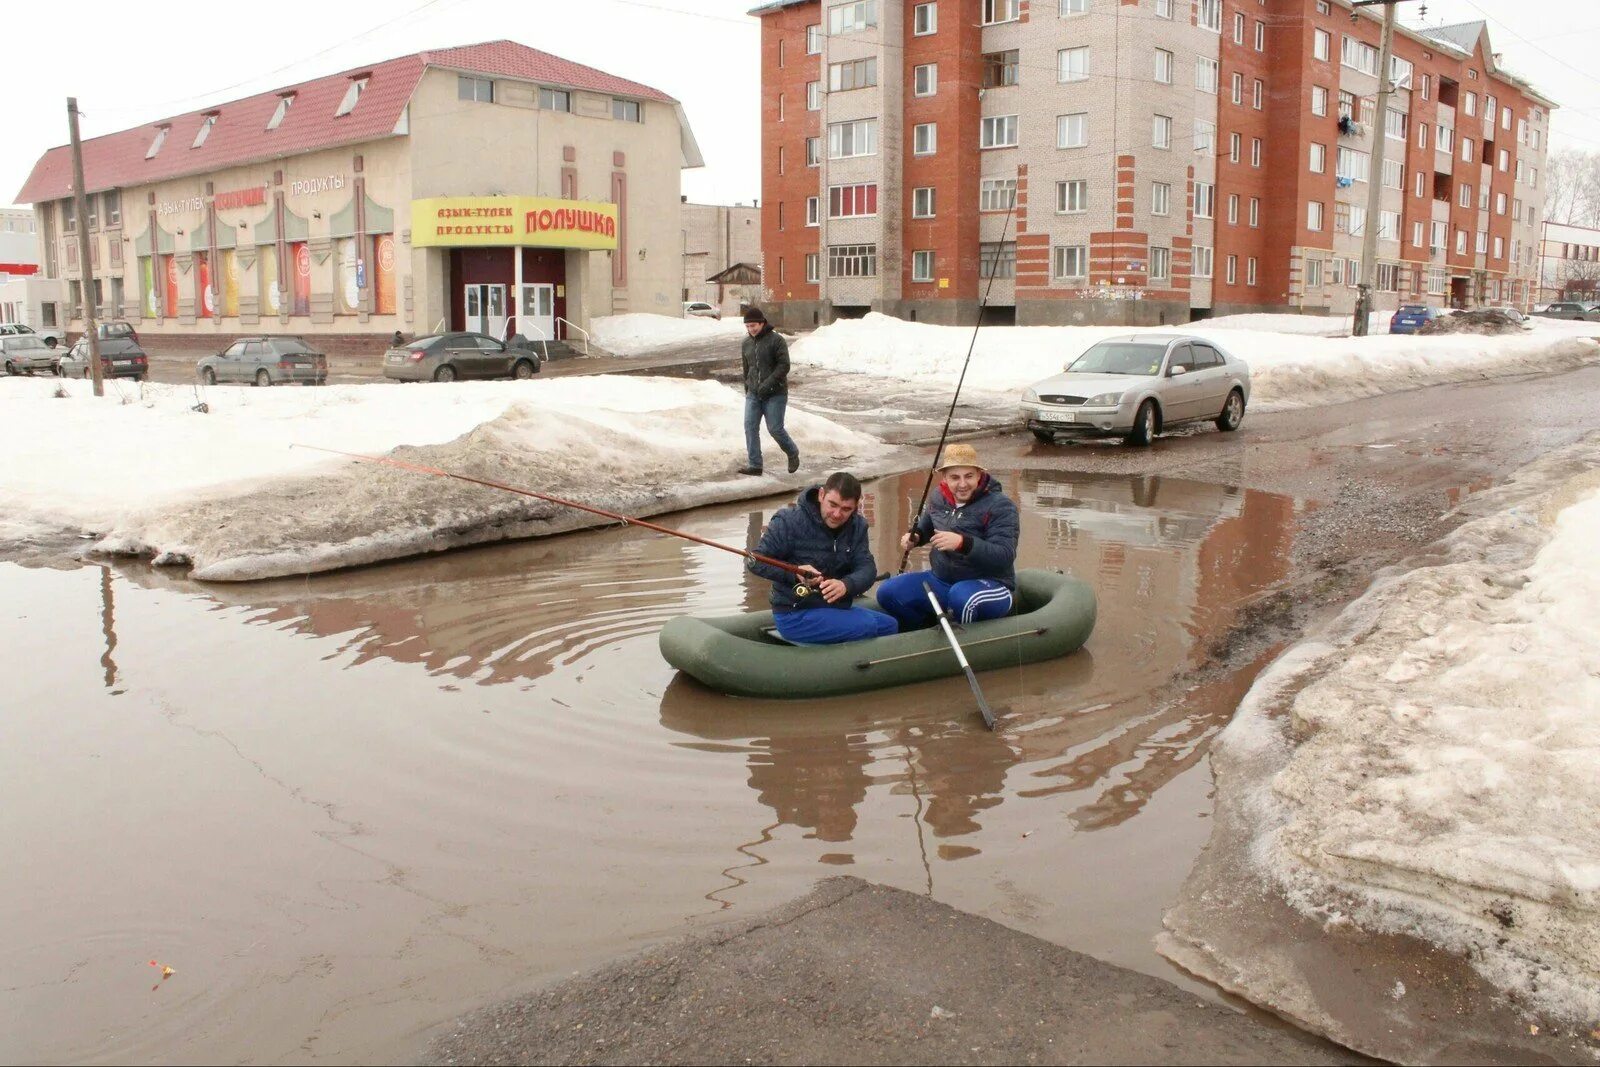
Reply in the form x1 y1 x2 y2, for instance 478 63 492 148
0 321 65 348
1389 304 1448 334
683 301 722 321
95 321 140 343
196 336 328 386
1533 301 1600 321
381 332 543 383
1481 306 1532 328
0 334 60 375
1020 335 1251 447
57 337 149 380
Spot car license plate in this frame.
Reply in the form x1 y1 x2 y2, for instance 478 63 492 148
1038 410 1076 423
386 353 402 363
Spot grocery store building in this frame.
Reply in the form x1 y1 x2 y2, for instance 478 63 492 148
15 41 703 347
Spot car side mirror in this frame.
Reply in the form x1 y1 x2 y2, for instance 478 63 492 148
1168 365 1188 376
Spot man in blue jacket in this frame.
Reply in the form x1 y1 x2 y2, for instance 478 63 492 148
877 443 1019 629
747 471 899 644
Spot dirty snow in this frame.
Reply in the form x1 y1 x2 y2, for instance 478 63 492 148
789 312 1600 411
0 376 881 580
589 312 748 355
1201 438 1600 1028
1199 311 1389 336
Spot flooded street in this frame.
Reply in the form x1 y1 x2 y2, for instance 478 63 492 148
3 459 1302 1064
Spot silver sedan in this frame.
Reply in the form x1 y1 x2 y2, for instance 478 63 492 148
1020 334 1251 446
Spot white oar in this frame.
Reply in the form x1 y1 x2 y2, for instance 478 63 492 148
923 582 997 730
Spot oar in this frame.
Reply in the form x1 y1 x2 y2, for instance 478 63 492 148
290 443 820 597
923 581 997 730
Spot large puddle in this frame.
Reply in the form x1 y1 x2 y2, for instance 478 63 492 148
2 465 1305 1064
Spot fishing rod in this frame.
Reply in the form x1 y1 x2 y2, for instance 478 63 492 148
291 443 821 595
896 173 1019 575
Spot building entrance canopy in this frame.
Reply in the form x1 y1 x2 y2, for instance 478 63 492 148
411 195 619 250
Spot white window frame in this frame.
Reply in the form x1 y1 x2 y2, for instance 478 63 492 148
979 177 1018 212
1057 179 1088 214
1053 244 1088 280
807 82 821 110
1058 46 1090 83
1194 181 1215 219
981 0 1019 25
806 23 823 53
1199 0 1221 32
806 252 820 283
1061 0 1090 13
828 0 877 35
1247 257 1258 286
335 76 368 117
912 187 936 218
1152 114 1172 150
1154 48 1173 85
1311 85 1327 117
1151 181 1171 216
1058 112 1088 149
1254 20 1265 51
913 3 936 35
1151 246 1171 281
1308 201 1324 230
980 114 1019 149
1194 120 1216 155
806 196 820 226
828 118 878 159
1193 245 1213 279
913 122 937 156
1249 197 1260 227
827 243 878 278
1309 142 1326 173
1314 29 1330 61
267 94 294 131
912 250 935 282
914 63 938 96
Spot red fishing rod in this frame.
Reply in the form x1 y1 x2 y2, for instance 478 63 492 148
292 443 818 595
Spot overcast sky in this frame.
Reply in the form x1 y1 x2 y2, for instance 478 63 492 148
2 0 1596 211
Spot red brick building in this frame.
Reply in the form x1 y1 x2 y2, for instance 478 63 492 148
753 0 1553 328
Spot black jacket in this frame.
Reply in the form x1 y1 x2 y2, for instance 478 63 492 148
909 475 1020 590
741 325 790 399
747 486 878 612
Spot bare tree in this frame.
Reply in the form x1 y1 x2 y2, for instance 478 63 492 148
1543 149 1600 227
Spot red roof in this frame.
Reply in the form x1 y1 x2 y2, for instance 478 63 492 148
16 40 677 205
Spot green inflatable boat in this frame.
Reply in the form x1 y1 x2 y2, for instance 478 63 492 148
658 569 1096 699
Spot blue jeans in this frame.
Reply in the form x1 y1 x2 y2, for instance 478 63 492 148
774 605 899 645
876 572 1014 629
744 391 798 470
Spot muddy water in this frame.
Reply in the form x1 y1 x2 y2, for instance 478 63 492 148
1 465 1305 1064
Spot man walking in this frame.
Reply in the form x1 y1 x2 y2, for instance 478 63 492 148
876 443 1019 629
739 307 801 476
747 471 898 645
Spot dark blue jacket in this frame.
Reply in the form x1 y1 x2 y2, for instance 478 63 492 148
910 475 1019 590
748 486 879 612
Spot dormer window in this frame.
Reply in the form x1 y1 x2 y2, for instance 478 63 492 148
146 124 170 159
335 75 370 117
267 93 294 130
192 112 219 149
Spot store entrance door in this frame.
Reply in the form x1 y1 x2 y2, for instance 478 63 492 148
520 283 556 342
464 283 508 337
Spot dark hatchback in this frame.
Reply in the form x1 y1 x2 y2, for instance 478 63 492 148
58 337 150 380
197 337 328 386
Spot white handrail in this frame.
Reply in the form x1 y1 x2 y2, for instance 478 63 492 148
555 316 589 355
508 320 551 365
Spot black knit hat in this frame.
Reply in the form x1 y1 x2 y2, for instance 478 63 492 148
742 306 767 324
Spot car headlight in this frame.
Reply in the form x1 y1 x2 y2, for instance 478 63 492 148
1085 391 1124 407
1022 387 1040 403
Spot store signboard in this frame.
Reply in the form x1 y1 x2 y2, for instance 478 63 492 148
410 196 619 250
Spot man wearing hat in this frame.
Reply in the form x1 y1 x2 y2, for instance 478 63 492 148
875 443 1020 629
739 307 801 476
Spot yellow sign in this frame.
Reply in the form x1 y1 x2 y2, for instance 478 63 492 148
410 196 619 250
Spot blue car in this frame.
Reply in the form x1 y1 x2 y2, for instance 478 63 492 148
1389 304 1446 334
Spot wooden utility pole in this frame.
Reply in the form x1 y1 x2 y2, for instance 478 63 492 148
1351 0 1409 337
67 97 104 396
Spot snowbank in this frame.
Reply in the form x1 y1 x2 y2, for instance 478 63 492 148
1199 311 1388 336
1194 438 1600 1029
589 312 748 355
0 376 882 580
789 312 1600 411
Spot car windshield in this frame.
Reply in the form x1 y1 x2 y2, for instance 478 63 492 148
1067 342 1167 376
273 339 316 355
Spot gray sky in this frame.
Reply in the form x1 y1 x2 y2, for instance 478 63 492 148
1 0 1595 211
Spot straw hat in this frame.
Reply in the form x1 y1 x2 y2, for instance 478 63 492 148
936 442 986 471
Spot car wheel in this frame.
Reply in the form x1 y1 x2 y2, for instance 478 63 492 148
1126 400 1158 447
1030 429 1055 444
44 337 57 349
1215 389 1246 432
201 367 218 386
433 364 457 383
512 359 536 380
255 369 271 387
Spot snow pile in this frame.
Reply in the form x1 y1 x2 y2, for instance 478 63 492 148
1199 311 1388 336
589 312 748 355
0 376 881 580
1214 439 1600 1027
789 312 1600 411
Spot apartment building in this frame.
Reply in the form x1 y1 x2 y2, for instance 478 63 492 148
753 0 1554 329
